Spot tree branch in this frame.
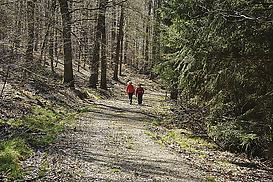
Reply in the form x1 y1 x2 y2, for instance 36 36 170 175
70 0 127 13
71 18 97 24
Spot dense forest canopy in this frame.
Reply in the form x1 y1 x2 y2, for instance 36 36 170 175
157 0 273 156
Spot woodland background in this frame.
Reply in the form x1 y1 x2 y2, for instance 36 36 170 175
1 0 273 179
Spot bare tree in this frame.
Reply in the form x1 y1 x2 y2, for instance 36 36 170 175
144 0 152 72
151 0 161 78
49 0 57 73
111 0 117 70
26 0 35 63
90 0 102 88
100 0 108 89
113 5 124 81
58 0 74 87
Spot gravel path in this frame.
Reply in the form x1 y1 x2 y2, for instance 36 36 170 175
36 82 207 181
22 71 273 182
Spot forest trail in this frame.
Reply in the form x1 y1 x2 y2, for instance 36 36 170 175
20 70 273 182
29 73 206 181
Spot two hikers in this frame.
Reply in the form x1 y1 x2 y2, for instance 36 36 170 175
126 81 144 105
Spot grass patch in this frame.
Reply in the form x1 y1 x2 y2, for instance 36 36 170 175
164 130 216 152
145 131 165 147
111 167 121 173
215 159 235 170
0 139 32 180
23 107 67 148
147 129 217 155
206 175 216 182
151 119 164 126
151 103 171 117
77 104 97 113
83 88 103 100
0 106 76 180
38 159 50 177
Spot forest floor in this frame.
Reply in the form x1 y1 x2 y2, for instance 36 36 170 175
19 68 273 182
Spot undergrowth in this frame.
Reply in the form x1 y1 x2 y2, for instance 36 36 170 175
147 128 217 157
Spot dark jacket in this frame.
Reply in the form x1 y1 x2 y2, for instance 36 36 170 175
136 87 144 96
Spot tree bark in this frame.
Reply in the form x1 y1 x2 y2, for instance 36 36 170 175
119 8 125 76
100 0 107 90
119 28 124 76
26 0 35 63
89 0 104 88
144 0 152 72
170 72 178 100
111 0 117 70
49 0 56 73
54 18 59 67
151 0 161 79
58 0 74 87
124 33 128 65
113 5 124 81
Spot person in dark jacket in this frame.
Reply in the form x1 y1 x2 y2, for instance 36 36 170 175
136 84 144 105
126 81 135 104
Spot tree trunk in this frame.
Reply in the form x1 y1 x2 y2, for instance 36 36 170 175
123 15 129 65
113 5 124 81
26 0 35 63
124 33 128 65
90 0 103 88
119 9 125 76
54 19 59 67
170 86 178 100
49 0 56 73
151 0 161 79
170 75 178 100
144 0 152 73
268 139 273 163
40 25 49 64
100 0 107 90
34 10 39 52
58 0 74 87
111 0 117 70
14 1 23 55
119 30 124 76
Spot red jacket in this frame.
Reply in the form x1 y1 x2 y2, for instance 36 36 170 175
136 87 144 96
126 84 135 94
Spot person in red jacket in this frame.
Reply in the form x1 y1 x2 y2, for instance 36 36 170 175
126 81 135 104
136 84 144 105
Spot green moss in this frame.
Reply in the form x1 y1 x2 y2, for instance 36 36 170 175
145 131 165 147
148 129 217 155
0 106 76 179
151 119 166 126
77 105 97 113
215 160 234 170
0 118 23 128
0 139 32 179
111 167 121 173
83 88 102 100
38 159 50 177
206 176 216 182
151 103 171 116
22 107 65 148
198 154 208 159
